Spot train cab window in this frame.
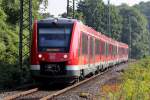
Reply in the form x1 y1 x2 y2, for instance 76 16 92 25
38 23 73 52
82 33 88 55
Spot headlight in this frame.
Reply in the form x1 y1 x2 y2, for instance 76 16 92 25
38 54 42 58
64 54 68 59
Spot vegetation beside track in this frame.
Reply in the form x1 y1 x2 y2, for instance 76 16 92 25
101 57 150 99
0 0 48 89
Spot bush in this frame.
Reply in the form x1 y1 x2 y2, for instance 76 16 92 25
0 63 21 89
110 57 150 100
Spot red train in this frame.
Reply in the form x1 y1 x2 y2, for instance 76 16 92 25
30 18 128 82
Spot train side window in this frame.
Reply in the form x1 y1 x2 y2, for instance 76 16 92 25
95 39 100 55
109 44 112 56
115 46 117 56
78 33 81 56
104 42 106 56
112 45 114 56
106 43 109 56
114 46 116 56
105 42 108 56
119 48 120 55
108 44 109 56
108 44 110 56
82 33 88 55
90 37 94 57
113 46 115 56
112 45 113 56
101 41 105 55
105 42 106 56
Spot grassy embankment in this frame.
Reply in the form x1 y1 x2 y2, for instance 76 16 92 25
100 57 150 100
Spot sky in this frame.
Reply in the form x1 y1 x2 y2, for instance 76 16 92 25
45 0 150 17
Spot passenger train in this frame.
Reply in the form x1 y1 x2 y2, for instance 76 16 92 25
30 18 128 82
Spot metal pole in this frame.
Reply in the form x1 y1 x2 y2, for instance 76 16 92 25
108 0 111 37
67 0 69 17
29 0 32 48
19 0 32 68
19 0 23 68
29 0 32 33
129 15 132 58
145 16 150 55
73 0 75 19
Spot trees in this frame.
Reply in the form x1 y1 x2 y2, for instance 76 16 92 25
77 0 105 33
108 5 122 40
119 5 149 58
77 0 149 58
1 0 48 25
134 2 150 31
0 0 48 89
77 0 122 40
0 0 48 64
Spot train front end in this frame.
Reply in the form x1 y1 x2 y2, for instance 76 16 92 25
30 18 78 82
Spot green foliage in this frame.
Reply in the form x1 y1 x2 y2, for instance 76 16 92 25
0 0 48 89
109 5 122 40
1 0 48 24
77 1 149 58
119 6 149 58
110 57 150 99
134 2 150 31
77 0 105 33
1 0 19 24
0 64 21 89
77 0 122 40
40 13 54 19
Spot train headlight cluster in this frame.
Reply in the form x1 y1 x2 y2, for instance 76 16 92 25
38 54 42 58
64 54 68 59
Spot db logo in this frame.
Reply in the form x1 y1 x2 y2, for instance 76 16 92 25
49 55 55 59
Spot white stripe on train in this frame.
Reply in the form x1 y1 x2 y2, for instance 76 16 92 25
30 56 128 71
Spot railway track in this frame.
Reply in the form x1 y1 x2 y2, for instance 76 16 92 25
3 88 38 100
2 62 128 100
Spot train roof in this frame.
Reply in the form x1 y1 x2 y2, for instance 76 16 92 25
76 21 128 48
38 17 79 24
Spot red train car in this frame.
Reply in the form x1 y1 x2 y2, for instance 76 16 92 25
30 18 128 82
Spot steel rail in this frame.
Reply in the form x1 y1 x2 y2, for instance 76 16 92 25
3 88 38 100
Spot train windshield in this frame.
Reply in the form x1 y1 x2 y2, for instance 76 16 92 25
38 24 73 52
